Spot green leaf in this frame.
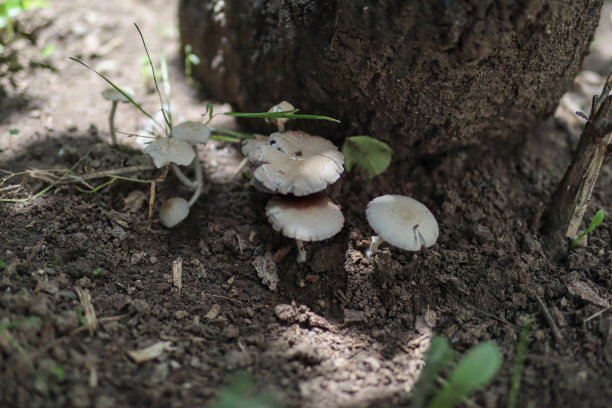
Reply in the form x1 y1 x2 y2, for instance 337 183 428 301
9 128 19 135
41 43 55 58
429 341 502 408
224 110 340 123
410 337 454 408
571 209 605 248
187 53 200 65
210 127 254 139
342 135 392 178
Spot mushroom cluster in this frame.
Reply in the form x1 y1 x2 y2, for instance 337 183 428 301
144 121 211 228
245 102 346 262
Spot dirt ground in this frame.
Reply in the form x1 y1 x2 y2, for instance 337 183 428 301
1 1 611 407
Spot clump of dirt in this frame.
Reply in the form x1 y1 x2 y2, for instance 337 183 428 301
1 1 612 408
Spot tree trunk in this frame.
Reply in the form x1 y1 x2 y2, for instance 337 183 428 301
179 0 602 157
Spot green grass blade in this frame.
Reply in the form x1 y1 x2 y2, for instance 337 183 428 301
68 57 161 129
508 317 533 408
210 128 254 139
133 23 171 132
160 50 172 130
224 110 340 123
210 135 242 143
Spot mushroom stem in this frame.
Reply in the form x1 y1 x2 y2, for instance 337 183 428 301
295 239 306 263
187 149 204 207
278 123 285 132
365 235 384 258
108 100 118 146
171 163 197 189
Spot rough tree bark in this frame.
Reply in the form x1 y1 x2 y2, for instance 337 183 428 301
179 0 602 157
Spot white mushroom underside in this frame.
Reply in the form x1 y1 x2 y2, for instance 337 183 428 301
248 131 344 196
366 195 439 251
144 138 195 168
266 194 344 242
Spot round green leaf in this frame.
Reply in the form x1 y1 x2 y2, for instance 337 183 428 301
342 135 392 179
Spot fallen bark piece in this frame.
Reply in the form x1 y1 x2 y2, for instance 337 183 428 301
127 341 173 363
543 72 612 259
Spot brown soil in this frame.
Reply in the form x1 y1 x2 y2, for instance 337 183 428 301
1 1 611 408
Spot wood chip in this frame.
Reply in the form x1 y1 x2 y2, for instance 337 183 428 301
75 286 97 335
252 252 279 291
205 304 221 320
172 257 182 292
127 341 173 363
568 280 610 308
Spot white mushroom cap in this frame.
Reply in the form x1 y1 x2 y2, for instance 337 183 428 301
248 131 344 196
159 197 190 228
144 138 196 168
366 195 439 251
266 193 344 242
101 87 134 102
265 101 295 128
172 121 211 145
241 134 268 157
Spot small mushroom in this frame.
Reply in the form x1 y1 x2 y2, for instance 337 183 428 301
248 131 344 196
266 101 295 132
159 197 190 228
365 194 439 258
144 138 196 168
101 87 134 146
266 193 344 262
171 121 211 145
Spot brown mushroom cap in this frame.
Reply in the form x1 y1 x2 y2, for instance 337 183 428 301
172 121 211 144
266 193 344 242
248 131 344 196
366 195 439 251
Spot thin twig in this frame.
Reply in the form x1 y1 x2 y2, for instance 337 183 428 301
530 289 563 341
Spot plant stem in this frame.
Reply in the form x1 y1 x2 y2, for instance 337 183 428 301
296 239 306 263
109 101 118 145
187 149 203 207
170 163 196 189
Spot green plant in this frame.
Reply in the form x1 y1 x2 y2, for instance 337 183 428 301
0 0 49 41
571 209 604 248
210 372 281 408
410 337 502 408
342 135 392 178
184 44 200 78
508 316 532 408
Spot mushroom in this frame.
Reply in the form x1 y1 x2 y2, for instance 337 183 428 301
364 194 439 258
101 86 134 146
171 121 211 145
266 193 344 262
265 101 295 132
159 197 190 228
248 131 344 196
144 138 196 168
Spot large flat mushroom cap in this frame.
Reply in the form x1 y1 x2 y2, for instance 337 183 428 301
144 138 195 168
172 121 211 144
366 195 439 251
248 131 344 196
266 193 344 242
